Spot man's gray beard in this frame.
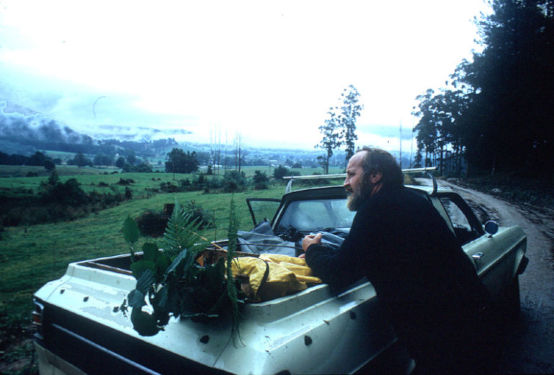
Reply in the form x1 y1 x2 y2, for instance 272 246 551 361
346 181 372 211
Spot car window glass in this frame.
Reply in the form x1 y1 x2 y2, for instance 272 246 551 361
439 197 478 245
277 199 355 232
247 199 281 225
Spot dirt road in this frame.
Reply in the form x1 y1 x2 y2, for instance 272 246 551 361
441 180 554 374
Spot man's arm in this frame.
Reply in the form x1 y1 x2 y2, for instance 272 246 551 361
304 202 377 290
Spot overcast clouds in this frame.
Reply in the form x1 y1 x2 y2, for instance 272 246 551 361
0 0 490 150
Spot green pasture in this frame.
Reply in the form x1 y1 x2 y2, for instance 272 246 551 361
0 165 346 323
0 169 213 194
0 164 119 178
0 164 347 372
0 186 285 322
0 165 344 194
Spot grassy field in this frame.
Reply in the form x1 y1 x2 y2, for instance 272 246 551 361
0 165 345 193
0 182 287 315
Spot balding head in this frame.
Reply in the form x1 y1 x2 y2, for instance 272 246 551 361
357 147 403 191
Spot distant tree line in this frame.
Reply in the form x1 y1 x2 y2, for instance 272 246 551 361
0 170 130 227
413 0 553 176
2 141 355 177
0 151 58 170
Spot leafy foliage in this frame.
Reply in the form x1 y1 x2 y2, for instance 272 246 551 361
39 175 89 206
252 170 269 189
413 0 554 175
183 201 215 229
273 165 290 180
317 108 342 174
226 198 241 343
338 85 363 161
222 170 247 192
317 85 363 172
123 200 242 337
67 152 93 167
135 211 168 237
93 154 114 166
136 201 214 238
161 202 207 258
165 148 199 174
26 151 56 170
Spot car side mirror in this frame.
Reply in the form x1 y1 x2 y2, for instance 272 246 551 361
484 221 499 236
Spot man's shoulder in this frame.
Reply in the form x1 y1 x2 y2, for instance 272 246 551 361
356 187 432 216
374 186 427 204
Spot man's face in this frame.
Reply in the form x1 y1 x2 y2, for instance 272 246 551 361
344 152 367 211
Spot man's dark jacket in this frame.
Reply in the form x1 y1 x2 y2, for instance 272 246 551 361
305 186 491 368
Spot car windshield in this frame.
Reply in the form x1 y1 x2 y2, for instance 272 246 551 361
276 198 355 233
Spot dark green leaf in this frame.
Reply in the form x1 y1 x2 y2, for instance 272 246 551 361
142 242 159 261
136 268 156 294
154 285 169 310
131 307 159 336
165 248 189 275
155 254 171 278
122 216 139 244
206 257 225 288
127 289 146 308
130 260 155 280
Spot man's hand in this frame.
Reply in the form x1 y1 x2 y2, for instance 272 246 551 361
301 233 322 254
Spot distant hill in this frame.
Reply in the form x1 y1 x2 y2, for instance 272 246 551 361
0 99 412 170
0 99 182 161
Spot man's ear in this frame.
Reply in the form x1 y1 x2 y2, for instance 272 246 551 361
369 171 383 184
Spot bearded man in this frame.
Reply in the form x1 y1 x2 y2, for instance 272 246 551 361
302 147 493 374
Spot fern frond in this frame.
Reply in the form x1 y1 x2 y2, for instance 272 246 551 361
163 200 208 258
226 197 242 345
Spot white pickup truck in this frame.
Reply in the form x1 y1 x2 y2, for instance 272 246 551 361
33 179 528 375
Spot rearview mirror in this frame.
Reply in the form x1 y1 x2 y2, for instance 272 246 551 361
484 220 499 236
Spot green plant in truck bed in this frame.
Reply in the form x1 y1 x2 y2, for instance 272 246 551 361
122 200 242 339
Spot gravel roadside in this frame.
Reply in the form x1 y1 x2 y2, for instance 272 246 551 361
441 180 554 374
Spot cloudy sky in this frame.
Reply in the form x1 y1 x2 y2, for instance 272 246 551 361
0 0 490 150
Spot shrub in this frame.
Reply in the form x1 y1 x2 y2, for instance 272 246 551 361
253 170 269 190
184 201 215 229
1 172 128 227
117 178 134 185
202 176 224 193
136 211 168 237
273 165 289 180
125 187 133 200
179 178 191 189
39 177 89 206
223 170 247 192
136 201 214 237
160 182 179 193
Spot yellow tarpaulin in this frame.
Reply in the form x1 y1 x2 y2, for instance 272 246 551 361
230 254 322 302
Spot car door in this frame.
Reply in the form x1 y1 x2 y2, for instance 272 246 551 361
435 193 511 296
246 198 281 227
